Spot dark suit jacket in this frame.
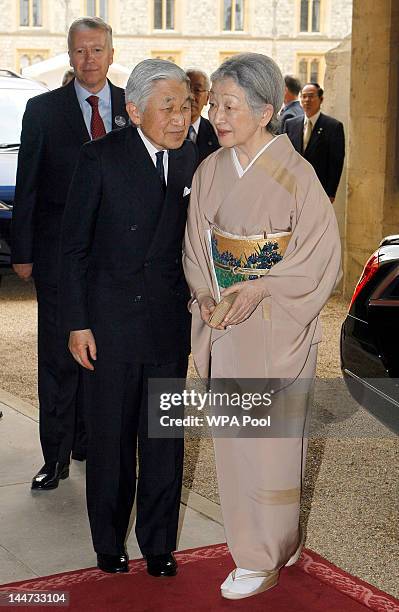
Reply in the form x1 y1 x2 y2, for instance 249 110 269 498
59 126 198 363
196 116 220 166
278 100 304 134
12 78 128 284
284 112 345 198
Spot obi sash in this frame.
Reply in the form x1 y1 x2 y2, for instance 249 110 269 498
211 227 292 289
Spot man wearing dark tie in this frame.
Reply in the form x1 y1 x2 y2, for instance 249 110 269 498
11 17 128 490
284 82 345 203
186 68 220 165
59 59 197 575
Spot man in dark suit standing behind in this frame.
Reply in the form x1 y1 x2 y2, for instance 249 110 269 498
59 59 197 576
278 75 304 133
186 68 220 165
11 17 128 490
284 82 345 202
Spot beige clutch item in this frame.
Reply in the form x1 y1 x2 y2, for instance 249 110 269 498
208 293 238 328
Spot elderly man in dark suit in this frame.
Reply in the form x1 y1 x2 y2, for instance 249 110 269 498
59 59 197 576
186 68 220 165
11 17 128 490
284 82 345 202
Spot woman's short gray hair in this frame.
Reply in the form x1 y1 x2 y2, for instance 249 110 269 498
126 59 190 112
68 17 113 51
211 53 284 134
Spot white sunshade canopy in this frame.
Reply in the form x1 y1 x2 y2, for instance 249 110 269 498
22 53 130 90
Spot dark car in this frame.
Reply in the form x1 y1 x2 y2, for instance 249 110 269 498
0 69 47 273
340 235 399 434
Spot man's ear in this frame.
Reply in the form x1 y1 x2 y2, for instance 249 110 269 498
126 102 141 126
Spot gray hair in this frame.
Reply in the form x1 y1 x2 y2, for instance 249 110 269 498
68 17 113 52
125 59 190 112
211 53 284 134
186 68 210 91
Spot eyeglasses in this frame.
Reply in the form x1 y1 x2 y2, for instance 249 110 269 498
300 94 319 100
191 88 208 95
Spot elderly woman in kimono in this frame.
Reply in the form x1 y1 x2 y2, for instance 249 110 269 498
183 52 341 601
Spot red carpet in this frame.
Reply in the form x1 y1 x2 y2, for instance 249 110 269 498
0 544 398 612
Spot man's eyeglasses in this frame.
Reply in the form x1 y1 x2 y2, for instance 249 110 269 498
300 93 319 100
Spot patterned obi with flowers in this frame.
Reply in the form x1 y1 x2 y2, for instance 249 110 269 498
211 227 292 289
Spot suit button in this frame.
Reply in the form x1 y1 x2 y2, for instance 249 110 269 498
129 225 137 231
144 261 149 268
133 295 142 302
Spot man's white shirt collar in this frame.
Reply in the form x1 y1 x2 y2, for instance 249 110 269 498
304 110 321 128
191 116 201 135
137 127 169 184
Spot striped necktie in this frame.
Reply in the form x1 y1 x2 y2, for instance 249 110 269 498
86 95 106 140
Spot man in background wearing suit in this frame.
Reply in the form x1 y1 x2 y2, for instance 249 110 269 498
278 74 304 133
59 59 197 576
284 82 345 203
11 17 128 490
186 68 220 165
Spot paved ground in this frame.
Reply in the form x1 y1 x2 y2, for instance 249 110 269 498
0 274 398 597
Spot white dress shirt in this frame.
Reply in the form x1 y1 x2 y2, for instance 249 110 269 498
137 127 169 185
74 79 112 136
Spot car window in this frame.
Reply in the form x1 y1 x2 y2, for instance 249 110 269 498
0 88 43 145
381 274 399 298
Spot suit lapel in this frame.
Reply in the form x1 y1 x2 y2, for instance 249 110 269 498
145 147 186 260
305 114 324 157
122 126 164 213
61 79 90 144
109 81 129 130
290 118 303 153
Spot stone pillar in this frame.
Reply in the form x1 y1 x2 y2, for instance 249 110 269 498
345 0 399 298
323 36 351 268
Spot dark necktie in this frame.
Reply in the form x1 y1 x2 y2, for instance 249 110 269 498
86 95 106 140
155 150 166 193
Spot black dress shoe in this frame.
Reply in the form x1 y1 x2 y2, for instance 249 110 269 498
97 552 129 573
146 553 177 577
31 462 69 491
71 451 87 462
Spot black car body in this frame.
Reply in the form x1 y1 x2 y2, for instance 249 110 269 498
340 235 399 434
0 70 47 272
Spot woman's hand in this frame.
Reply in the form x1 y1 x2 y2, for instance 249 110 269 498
198 295 218 327
221 280 269 326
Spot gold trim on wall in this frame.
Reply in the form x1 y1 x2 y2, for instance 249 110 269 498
297 0 325 34
296 52 326 86
150 50 182 64
17 0 46 28
16 48 50 72
220 0 247 33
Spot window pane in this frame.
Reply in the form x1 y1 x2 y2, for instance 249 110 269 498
86 0 96 16
166 0 174 29
310 59 319 82
235 0 244 31
20 0 29 26
299 59 308 85
100 0 107 20
19 54 31 70
154 0 162 29
312 0 320 32
32 0 42 26
300 0 309 31
223 0 232 31
32 54 44 64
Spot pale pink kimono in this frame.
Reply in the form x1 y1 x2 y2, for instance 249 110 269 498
183 134 341 571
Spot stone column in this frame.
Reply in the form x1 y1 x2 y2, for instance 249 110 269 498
345 0 399 297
